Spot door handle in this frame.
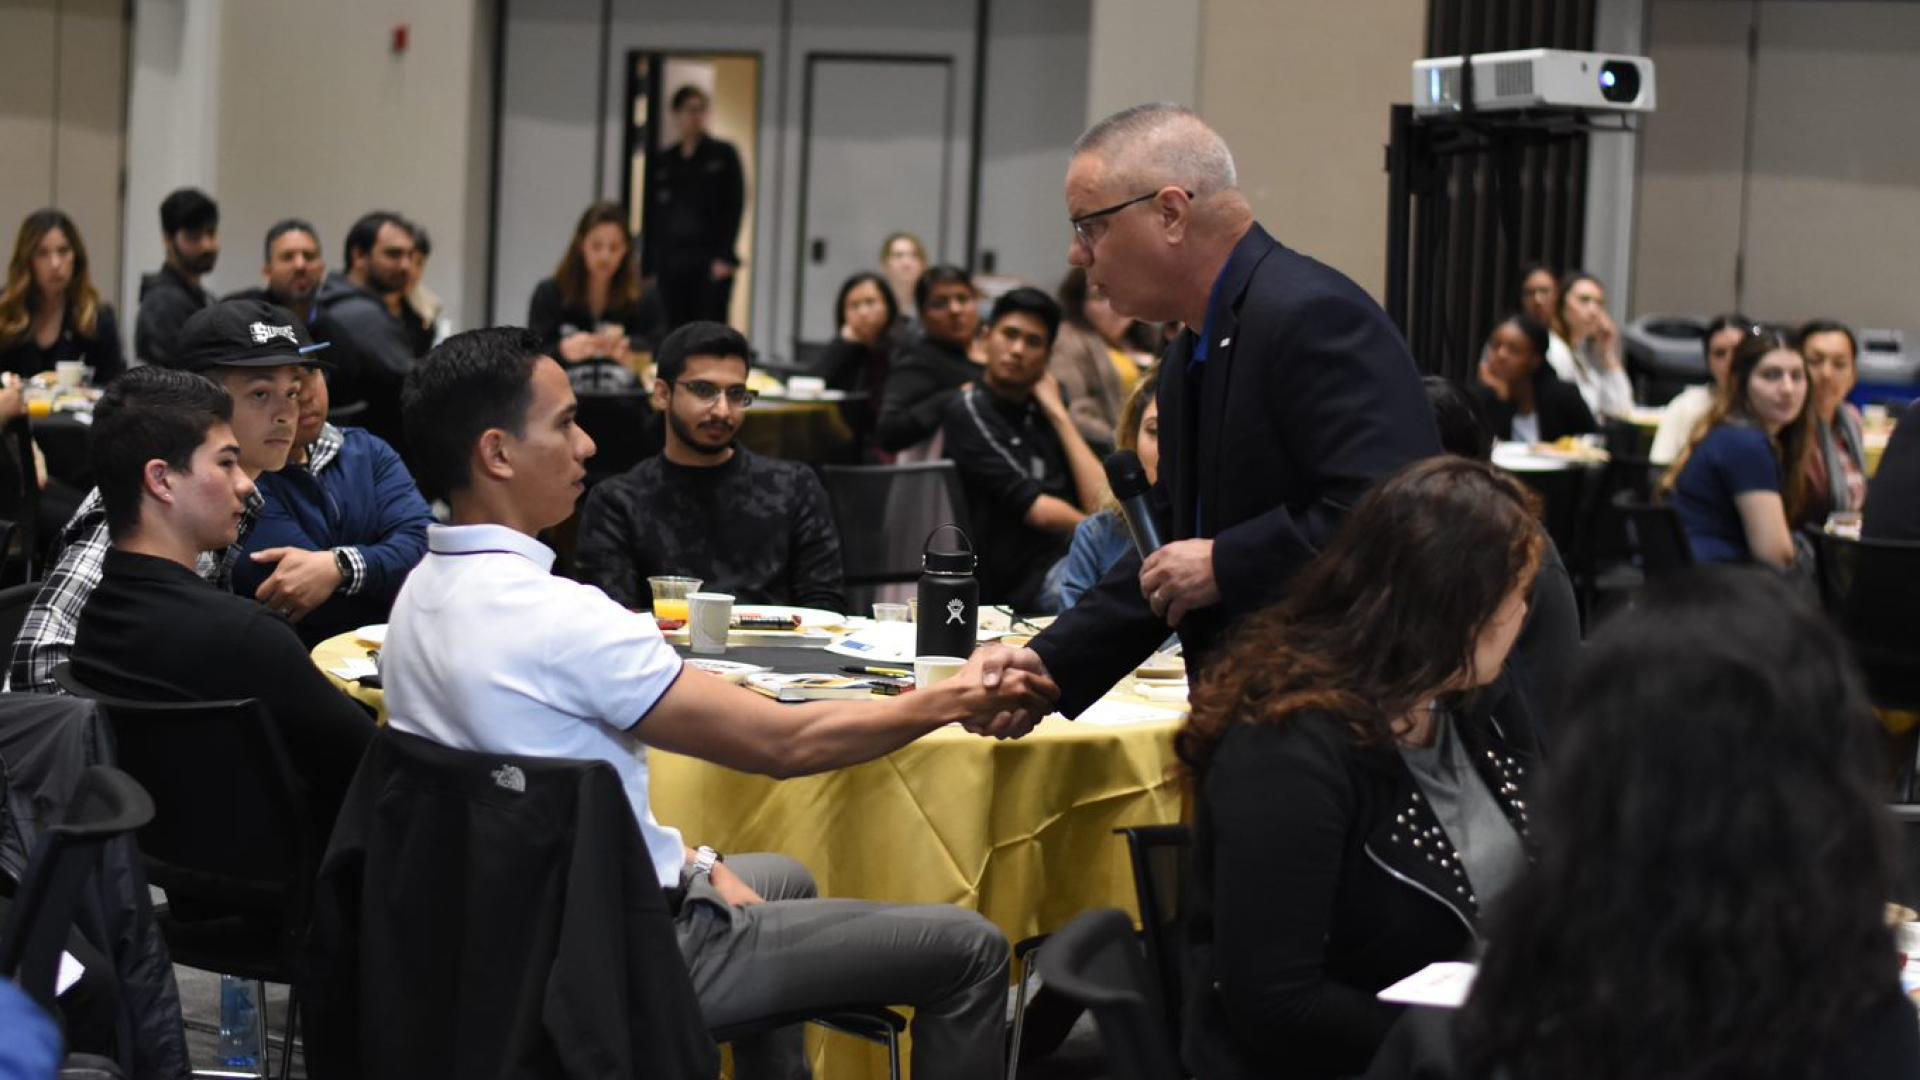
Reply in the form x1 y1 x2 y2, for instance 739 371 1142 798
811 239 827 264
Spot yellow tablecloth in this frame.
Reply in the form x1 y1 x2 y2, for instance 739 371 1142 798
313 632 1184 1078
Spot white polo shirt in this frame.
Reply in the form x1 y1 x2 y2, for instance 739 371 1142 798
384 523 687 887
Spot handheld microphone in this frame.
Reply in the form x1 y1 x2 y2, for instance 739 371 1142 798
1103 450 1164 558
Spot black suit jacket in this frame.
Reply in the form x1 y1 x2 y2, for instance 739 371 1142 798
1030 224 1440 715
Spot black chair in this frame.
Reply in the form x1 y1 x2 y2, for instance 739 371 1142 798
710 1007 908 1080
1813 532 1920 798
54 663 313 1080
0 418 40 581
1619 498 1694 579
1571 454 1659 622
1034 909 1183 1080
820 462 970 611
1891 805 1920 908
0 766 154 1016
573 388 661 487
0 517 19 586
0 578 40 654
1115 824 1191 1049
1509 466 1589 565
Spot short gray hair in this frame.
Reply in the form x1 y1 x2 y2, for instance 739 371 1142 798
1073 103 1238 195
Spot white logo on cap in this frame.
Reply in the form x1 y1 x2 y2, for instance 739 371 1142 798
248 321 298 347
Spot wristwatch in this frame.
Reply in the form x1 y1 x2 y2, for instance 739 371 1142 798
332 548 353 582
691 845 723 877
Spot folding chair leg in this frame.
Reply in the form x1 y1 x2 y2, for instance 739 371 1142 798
885 1024 902 1080
1007 949 1034 1080
277 987 300 1080
254 980 270 1077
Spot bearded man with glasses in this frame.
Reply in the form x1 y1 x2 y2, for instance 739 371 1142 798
971 102 1442 738
576 320 846 611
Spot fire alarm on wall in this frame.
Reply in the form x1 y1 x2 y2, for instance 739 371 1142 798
391 24 410 54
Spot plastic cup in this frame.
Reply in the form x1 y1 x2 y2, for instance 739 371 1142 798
54 361 86 390
872 602 910 623
913 655 968 690
648 575 702 622
24 388 52 420
688 592 734 654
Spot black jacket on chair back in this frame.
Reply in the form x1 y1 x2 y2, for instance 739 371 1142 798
303 729 716 1080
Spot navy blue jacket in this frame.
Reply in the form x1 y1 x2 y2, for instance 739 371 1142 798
235 425 432 644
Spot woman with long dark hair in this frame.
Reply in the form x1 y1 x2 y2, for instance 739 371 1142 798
1368 567 1918 1078
1179 456 1545 1079
1662 328 1813 568
819 270 898 459
1799 317 1868 526
0 208 125 380
526 202 667 367
1468 313 1596 444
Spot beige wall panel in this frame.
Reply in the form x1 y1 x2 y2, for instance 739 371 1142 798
1195 0 1426 300
1631 0 1749 318
0 1 59 252
1740 1 1920 329
54 0 128 295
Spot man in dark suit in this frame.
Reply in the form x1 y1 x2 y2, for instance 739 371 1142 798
974 103 1441 726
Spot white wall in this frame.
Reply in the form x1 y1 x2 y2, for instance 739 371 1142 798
1087 0 1201 119
1584 0 1647 316
975 0 1091 290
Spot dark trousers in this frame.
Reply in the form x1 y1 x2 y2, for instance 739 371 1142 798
656 259 735 329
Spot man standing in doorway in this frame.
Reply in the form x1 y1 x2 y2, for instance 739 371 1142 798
974 103 1441 725
646 85 746 329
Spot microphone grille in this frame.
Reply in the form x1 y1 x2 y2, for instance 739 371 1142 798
1103 450 1151 499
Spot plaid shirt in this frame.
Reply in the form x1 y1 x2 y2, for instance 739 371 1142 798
303 423 366 593
6 488 262 694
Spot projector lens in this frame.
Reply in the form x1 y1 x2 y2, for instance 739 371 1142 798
1598 61 1640 103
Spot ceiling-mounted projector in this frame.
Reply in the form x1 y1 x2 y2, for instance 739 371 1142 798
1413 48 1655 116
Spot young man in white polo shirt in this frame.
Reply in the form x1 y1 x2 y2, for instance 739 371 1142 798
384 327 1057 1080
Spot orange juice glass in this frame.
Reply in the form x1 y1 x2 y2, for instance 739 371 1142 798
647 575 701 622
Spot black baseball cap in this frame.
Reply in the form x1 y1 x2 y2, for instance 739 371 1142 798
169 298 332 373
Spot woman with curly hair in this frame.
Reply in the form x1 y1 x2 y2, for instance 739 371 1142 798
1366 567 1918 1078
1179 455 1546 1079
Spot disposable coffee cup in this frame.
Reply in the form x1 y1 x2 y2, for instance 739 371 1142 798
689 592 734 654
913 655 967 690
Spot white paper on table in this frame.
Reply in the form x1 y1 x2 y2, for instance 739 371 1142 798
327 658 379 682
57 950 84 995
1377 962 1477 1008
1064 699 1184 728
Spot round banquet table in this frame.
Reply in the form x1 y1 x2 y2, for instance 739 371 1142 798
313 632 1185 1079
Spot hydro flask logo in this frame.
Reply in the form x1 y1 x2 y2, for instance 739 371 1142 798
945 598 966 625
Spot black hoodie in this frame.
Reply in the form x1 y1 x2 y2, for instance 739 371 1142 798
315 272 417 445
134 262 210 367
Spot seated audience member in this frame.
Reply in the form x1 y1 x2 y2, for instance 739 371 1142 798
1800 318 1869 526
227 218 328 326
8 298 307 693
875 265 982 454
818 271 897 458
879 231 929 343
134 188 220 367
234 361 433 645
941 287 1104 613
1368 568 1919 1080
315 210 420 442
1650 312 1750 465
527 202 666 368
388 327 1056 1080
1179 456 1542 1080
68 365 374 847
1553 271 1634 420
1426 375 1580 738
0 208 125 380
399 225 447 356
1862 395 1920 542
1469 314 1596 444
1514 262 1575 375
1662 329 1811 568
1054 362 1161 609
1050 267 1152 451
576 321 844 611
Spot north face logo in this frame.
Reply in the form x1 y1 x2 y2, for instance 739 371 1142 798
249 321 298 347
490 764 526 793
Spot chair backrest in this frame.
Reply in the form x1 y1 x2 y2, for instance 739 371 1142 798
1034 909 1184 1080
1890 805 1920 907
0 419 38 580
1813 531 1920 709
820 463 970 607
53 663 313 920
1115 824 1191 1046
1510 467 1587 561
0 765 154 1014
573 388 659 483
0 578 40 653
1618 497 1693 577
